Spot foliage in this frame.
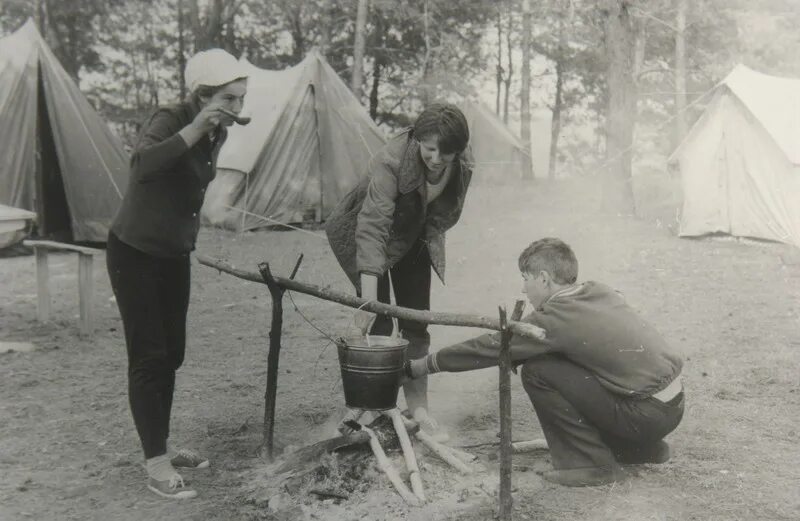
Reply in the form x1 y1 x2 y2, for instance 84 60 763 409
2 0 799 173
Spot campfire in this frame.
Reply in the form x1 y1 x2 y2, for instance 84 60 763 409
199 256 547 519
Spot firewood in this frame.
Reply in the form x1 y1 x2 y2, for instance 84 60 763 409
397 414 474 474
308 489 349 501
273 432 370 475
361 425 421 506
512 439 549 453
388 409 425 501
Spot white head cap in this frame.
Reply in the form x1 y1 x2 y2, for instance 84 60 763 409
184 49 248 94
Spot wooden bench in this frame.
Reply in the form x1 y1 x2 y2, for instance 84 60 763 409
23 239 104 336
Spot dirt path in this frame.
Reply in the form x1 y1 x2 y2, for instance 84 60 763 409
1 180 798 520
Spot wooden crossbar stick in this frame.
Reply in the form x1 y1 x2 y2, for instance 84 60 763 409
197 255 546 341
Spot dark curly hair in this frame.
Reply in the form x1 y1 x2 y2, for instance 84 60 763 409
412 103 470 155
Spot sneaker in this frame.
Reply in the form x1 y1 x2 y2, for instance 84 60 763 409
147 474 197 499
170 449 210 469
412 408 450 443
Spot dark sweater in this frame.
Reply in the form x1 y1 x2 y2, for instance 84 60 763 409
111 101 226 257
431 282 683 398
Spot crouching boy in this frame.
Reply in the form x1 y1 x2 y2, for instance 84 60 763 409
405 238 685 487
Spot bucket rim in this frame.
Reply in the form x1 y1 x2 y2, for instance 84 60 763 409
337 335 409 349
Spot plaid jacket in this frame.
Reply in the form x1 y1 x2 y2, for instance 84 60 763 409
325 129 472 290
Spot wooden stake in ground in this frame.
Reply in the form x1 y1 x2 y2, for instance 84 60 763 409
257 255 303 460
388 408 425 502
499 300 526 521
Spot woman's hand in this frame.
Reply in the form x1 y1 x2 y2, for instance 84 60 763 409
190 104 225 133
178 104 224 147
355 273 379 335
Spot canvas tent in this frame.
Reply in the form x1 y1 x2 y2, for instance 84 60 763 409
0 20 128 243
201 49 386 231
462 101 528 181
669 65 800 247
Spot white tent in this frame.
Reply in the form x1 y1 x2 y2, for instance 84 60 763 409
462 101 528 181
669 65 800 247
201 50 385 231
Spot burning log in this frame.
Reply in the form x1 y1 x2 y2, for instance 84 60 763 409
347 421 421 507
512 439 549 453
397 414 474 475
387 408 425 501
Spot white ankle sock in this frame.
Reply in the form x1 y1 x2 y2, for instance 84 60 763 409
146 454 178 481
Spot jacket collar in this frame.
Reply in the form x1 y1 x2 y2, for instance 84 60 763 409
542 283 584 307
397 130 426 195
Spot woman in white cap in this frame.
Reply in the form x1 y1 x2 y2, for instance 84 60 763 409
106 49 247 499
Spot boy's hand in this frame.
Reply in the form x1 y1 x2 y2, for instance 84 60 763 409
514 322 546 340
402 358 430 381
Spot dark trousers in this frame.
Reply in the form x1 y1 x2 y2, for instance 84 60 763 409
106 232 190 459
520 355 684 470
370 240 431 411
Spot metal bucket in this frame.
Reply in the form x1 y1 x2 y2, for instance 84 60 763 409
336 335 408 411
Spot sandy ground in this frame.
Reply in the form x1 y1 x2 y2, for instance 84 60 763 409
1 179 799 521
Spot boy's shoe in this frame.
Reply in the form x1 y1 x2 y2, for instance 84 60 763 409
542 465 627 487
170 449 210 469
615 440 670 465
412 408 450 443
147 474 197 499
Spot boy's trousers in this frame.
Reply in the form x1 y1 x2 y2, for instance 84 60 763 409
520 355 684 470
107 232 190 459
370 239 431 411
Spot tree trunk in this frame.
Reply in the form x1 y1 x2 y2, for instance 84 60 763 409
520 0 534 180
177 0 187 99
351 0 368 98
420 0 433 105
34 0 46 34
318 0 336 57
187 0 203 51
369 59 382 121
206 0 224 48
223 3 238 55
503 6 513 125
495 7 502 115
548 0 573 181
289 12 306 63
601 0 636 213
549 61 564 181
674 0 688 146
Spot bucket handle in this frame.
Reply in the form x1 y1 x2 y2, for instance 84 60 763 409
356 299 402 339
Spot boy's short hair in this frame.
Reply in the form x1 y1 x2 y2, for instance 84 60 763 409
518 238 578 285
413 103 470 155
